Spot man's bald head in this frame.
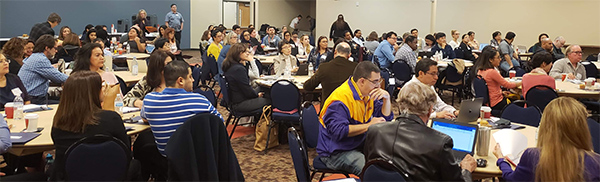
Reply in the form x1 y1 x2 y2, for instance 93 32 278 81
554 36 565 48
335 42 351 58
541 38 553 52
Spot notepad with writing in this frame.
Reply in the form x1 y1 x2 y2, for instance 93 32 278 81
493 129 528 165
10 132 41 144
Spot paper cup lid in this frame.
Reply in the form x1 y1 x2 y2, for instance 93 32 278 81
4 102 14 107
24 113 39 119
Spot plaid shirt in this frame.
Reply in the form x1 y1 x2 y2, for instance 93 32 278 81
394 43 418 72
17 53 68 97
29 22 55 42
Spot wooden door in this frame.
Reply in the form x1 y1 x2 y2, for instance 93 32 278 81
238 2 250 27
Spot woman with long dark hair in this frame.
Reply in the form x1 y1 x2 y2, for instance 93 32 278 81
222 43 269 112
307 36 333 69
120 26 146 53
475 46 521 111
329 14 352 41
123 50 174 108
241 29 264 55
72 43 118 86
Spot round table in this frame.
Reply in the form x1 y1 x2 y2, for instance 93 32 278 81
114 71 146 86
555 80 600 99
254 55 276 65
255 75 321 92
113 53 150 60
4 105 149 156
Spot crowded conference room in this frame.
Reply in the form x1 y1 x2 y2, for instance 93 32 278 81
0 0 599 181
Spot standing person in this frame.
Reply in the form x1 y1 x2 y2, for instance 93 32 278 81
307 16 316 35
467 31 480 50
133 9 150 35
18 35 68 104
289 15 302 30
28 13 61 42
490 31 502 48
2 38 27 74
448 30 460 49
329 14 352 42
493 97 600 181
165 4 184 48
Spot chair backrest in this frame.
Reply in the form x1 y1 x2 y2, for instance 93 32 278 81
287 127 311 182
201 55 217 84
525 85 558 112
301 104 319 148
65 135 130 181
360 158 407 182
255 59 263 75
115 75 131 95
445 64 464 83
270 80 301 112
192 65 202 89
193 85 217 107
215 74 230 108
473 75 490 106
500 100 542 127
587 118 600 154
583 62 599 78
454 48 464 59
391 60 412 83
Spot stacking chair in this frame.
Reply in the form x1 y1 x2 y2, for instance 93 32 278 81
525 85 558 112
301 102 319 148
587 118 600 154
583 61 599 78
193 84 217 107
439 64 465 105
200 54 218 86
191 65 202 89
500 100 542 127
266 80 302 153
391 60 412 88
215 74 262 138
288 127 350 182
360 158 407 182
115 75 133 95
473 75 502 116
65 135 130 181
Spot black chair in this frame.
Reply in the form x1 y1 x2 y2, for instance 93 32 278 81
583 61 599 78
525 85 558 112
267 80 302 153
193 84 217 107
255 58 264 75
287 127 350 182
500 100 542 127
115 75 133 95
587 118 600 154
360 158 407 181
216 74 262 138
439 64 465 105
391 60 412 87
200 54 218 86
301 102 319 148
191 65 202 89
64 135 130 181
473 75 502 116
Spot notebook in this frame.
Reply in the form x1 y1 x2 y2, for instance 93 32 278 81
11 132 41 144
431 119 479 159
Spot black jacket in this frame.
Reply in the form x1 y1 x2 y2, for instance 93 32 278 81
364 114 472 181
165 113 244 181
303 56 357 102
224 62 257 105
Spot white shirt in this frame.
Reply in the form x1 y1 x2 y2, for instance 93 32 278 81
297 44 313 56
403 76 457 118
449 40 460 49
290 17 300 29
352 37 364 46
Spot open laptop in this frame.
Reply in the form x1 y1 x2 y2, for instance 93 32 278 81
295 63 309 75
455 98 483 123
479 43 489 51
431 119 479 160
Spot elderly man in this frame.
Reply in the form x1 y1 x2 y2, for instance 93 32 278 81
374 31 399 69
399 58 459 119
317 61 393 175
365 81 477 181
304 42 358 102
394 35 419 72
549 45 586 80
553 36 566 59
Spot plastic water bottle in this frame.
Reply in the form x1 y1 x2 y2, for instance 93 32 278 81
284 65 291 78
45 154 54 173
126 43 131 54
308 62 314 77
13 94 24 123
110 43 115 53
131 56 138 76
114 94 124 115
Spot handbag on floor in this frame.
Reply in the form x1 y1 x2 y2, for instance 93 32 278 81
254 105 279 151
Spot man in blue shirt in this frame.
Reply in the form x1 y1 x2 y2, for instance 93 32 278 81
373 31 399 69
143 60 223 156
262 26 281 48
18 35 68 104
165 4 184 48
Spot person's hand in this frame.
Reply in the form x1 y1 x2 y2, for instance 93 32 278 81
258 92 264 98
369 88 390 101
502 91 512 97
567 73 575 80
0 172 5 176
493 144 504 159
134 37 141 43
460 154 477 172
393 44 399 50
436 110 455 119
52 63 59 69
292 67 299 73
453 110 459 117
369 117 386 125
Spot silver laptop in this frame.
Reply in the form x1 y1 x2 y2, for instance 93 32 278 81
455 97 483 123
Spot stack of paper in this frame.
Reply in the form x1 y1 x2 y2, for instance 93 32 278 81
493 129 528 165
122 107 141 114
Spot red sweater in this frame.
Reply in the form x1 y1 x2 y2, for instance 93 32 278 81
522 73 556 98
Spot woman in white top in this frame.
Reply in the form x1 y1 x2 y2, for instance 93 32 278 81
297 35 313 61
273 41 298 76
448 30 460 49
467 31 480 50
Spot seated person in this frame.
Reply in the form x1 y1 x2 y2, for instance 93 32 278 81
423 34 436 51
119 26 146 53
493 97 600 181
81 28 97 46
152 38 170 53
533 37 557 61
0 53 31 109
552 36 566 59
93 38 112 57
475 47 522 111
54 33 80 63
297 35 313 61
522 51 555 97
374 31 398 69
143 60 223 156
528 33 548 53
317 61 393 175
18 35 68 104
282 31 299 56
457 34 478 61
431 32 455 59
240 29 264 55
549 45 586 80
2 37 27 75
366 81 476 181
490 31 502 48
399 58 458 119
164 28 183 59
217 32 238 74
223 43 269 113
72 43 118 86
498 32 521 72
206 29 223 59
307 36 333 69
343 31 361 62
50 71 135 180
394 35 418 72
273 41 299 76
304 42 358 102
261 26 281 48
124 50 174 108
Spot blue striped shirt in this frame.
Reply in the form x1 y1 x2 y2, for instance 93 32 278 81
142 88 223 156
18 53 68 96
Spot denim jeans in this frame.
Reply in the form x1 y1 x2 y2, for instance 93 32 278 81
499 59 520 72
320 150 365 175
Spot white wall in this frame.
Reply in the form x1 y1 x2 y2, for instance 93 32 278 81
224 2 238 27
256 0 314 31
316 0 600 47
190 0 222 49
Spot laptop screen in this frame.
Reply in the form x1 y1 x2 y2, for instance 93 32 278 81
479 43 489 51
431 121 478 153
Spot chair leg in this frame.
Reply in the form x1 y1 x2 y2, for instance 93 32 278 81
264 121 274 154
310 171 318 181
229 117 241 139
319 172 326 181
225 115 233 127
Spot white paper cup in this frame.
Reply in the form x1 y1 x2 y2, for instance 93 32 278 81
24 113 39 132
480 106 492 119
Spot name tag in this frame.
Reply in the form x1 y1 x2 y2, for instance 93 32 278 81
11 88 22 96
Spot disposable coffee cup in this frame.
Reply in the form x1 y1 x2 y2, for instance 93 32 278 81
4 102 14 119
561 73 567 81
509 70 516 79
480 106 491 119
585 78 593 87
24 113 39 132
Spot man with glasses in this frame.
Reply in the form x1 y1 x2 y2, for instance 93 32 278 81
374 31 399 69
399 58 459 119
18 35 68 104
549 45 586 80
316 61 393 175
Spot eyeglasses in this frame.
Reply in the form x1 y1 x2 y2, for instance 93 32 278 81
366 78 382 85
571 51 583 55
425 71 438 76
